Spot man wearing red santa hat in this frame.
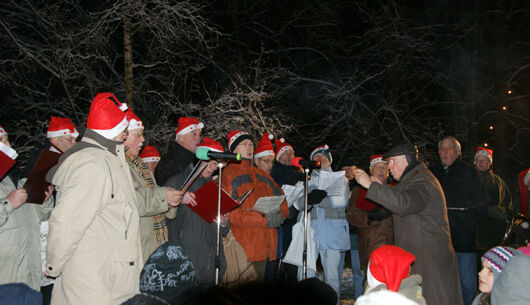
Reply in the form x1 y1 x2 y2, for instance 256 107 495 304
253 133 275 175
474 146 513 249
155 117 203 186
346 154 394 272
45 93 141 305
0 124 54 293
139 145 161 173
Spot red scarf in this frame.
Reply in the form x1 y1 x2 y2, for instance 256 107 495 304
518 169 529 216
355 187 378 211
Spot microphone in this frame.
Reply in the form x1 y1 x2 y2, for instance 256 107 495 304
292 157 320 168
196 147 241 161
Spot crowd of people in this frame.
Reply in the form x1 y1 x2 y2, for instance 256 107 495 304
0 92 529 305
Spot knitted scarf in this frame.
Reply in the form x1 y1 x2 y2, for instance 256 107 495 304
124 146 168 242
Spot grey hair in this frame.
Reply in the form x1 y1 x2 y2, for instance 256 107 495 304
438 136 461 154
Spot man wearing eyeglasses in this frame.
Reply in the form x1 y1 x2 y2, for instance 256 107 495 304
353 143 463 305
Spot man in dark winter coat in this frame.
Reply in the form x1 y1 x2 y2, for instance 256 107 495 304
164 138 229 286
155 117 203 186
353 143 463 305
430 136 488 305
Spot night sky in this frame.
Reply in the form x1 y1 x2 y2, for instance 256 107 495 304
1 0 528 190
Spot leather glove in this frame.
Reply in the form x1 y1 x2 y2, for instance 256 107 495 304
367 209 391 222
266 210 285 228
307 189 327 205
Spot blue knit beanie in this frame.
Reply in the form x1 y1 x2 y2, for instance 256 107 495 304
310 144 332 164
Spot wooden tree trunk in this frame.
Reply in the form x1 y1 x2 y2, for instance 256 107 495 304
494 0 508 178
124 15 134 109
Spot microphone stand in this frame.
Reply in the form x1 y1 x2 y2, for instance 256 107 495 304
302 167 310 279
214 161 224 286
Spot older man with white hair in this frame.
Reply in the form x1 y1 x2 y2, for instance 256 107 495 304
429 136 488 305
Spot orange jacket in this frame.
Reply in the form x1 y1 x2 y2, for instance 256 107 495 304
222 159 288 261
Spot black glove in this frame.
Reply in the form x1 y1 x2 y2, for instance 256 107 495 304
367 209 391 222
307 189 327 205
266 211 285 228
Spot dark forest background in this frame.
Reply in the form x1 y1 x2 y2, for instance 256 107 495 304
1 0 528 194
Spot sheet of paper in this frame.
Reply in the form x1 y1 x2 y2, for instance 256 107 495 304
282 182 304 208
251 195 286 215
317 170 346 196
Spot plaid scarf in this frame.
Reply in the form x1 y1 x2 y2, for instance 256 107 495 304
124 146 168 242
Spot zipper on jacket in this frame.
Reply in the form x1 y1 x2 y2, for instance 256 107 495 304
104 160 115 198
123 203 133 240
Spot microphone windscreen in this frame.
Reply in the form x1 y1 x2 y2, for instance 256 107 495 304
195 147 210 160
235 153 242 161
291 157 303 167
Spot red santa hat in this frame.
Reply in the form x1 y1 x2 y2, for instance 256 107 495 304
175 117 204 140
475 146 493 164
254 133 275 159
197 137 224 153
86 93 129 139
0 124 7 136
367 245 416 292
227 130 252 152
46 117 79 139
275 138 294 161
369 154 386 169
125 109 144 130
140 145 161 163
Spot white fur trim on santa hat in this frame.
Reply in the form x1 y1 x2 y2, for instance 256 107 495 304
90 116 129 140
228 131 249 149
0 141 18 160
119 103 128 112
367 261 385 290
175 122 204 140
275 146 293 161
254 150 274 159
141 156 161 163
47 129 76 139
475 149 492 163
355 290 417 305
369 157 386 169
127 118 144 130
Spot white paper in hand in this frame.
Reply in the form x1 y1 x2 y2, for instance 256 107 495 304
317 170 346 196
282 182 304 208
251 195 286 214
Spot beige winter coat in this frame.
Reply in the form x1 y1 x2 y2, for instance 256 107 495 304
46 130 141 305
0 175 53 290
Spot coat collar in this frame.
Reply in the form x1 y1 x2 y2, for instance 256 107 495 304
399 161 426 184
82 129 123 156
